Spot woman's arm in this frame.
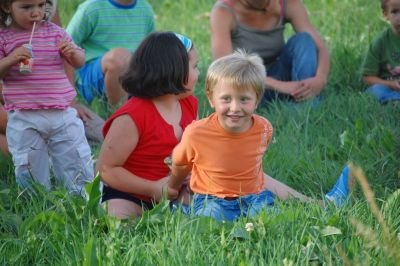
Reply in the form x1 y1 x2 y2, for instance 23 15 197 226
285 0 330 100
210 4 235 60
96 115 167 201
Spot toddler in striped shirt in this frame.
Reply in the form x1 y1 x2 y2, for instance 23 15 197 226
0 0 94 197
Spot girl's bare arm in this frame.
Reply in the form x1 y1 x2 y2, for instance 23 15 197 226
96 115 167 201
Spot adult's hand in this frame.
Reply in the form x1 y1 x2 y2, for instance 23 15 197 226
71 101 94 121
266 77 303 96
292 76 326 101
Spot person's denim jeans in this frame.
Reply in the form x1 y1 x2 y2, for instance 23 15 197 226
264 32 318 102
193 190 275 222
365 83 400 104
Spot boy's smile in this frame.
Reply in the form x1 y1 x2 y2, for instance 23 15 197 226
208 81 258 133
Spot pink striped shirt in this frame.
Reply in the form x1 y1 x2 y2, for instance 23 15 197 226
0 22 82 111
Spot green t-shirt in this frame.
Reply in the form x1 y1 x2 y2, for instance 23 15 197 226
361 27 400 80
66 0 155 63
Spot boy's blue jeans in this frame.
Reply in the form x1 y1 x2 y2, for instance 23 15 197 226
365 84 400 103
264 32 318 102
193 190 275 222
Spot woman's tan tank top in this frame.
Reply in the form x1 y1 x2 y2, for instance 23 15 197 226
215 0 287 68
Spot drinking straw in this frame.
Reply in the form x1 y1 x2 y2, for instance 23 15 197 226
29 22 36 45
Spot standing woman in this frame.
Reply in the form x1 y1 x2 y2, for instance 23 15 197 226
210 0 330 103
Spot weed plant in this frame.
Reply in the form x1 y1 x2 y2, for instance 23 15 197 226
0 0 399 265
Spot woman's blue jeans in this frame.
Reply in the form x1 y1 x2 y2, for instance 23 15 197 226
264 32 318 102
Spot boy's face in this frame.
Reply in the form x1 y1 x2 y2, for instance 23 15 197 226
384 0 400 35
207 80 258 133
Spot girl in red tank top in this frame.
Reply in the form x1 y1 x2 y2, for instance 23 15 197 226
96 32 200 219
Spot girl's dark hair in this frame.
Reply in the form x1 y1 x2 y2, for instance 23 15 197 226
0 0 54 28
0 0 13 27
120 31 190 98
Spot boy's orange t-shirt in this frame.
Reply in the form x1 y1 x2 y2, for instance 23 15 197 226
172 113 273 198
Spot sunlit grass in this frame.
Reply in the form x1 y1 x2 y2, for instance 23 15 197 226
0 0 399 264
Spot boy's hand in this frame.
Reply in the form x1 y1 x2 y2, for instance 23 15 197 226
58 39 78 60
390 80 400 91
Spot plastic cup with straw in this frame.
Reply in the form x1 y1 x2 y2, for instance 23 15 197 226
19 21 36 74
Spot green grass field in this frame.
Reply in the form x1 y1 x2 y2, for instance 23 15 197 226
1 0 399 264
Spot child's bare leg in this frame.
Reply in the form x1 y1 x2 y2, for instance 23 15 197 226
106 199 143 219
0 134 8 155
0 106 8 155
264 174 316 203
101 48 130 106
265 165 354 207
0 102 7 132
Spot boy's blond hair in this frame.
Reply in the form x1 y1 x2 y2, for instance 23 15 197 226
205 50 266 103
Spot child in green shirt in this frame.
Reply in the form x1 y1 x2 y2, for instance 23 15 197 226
361 0 400 103
66 0 155 106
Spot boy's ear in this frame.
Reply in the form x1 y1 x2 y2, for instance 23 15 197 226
206 91 215 108
207 98 215 108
